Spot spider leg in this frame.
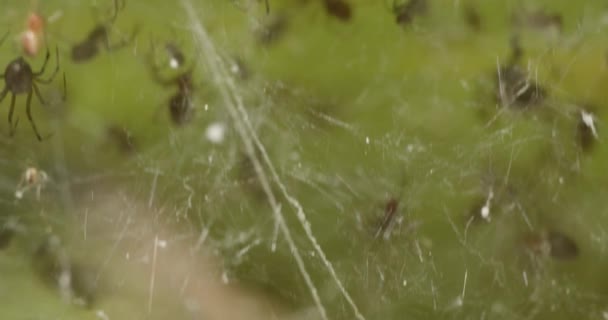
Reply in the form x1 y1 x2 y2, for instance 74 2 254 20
0 87 8 104
36 47 60 83
32 83 46 105
33 48 51 76
61 73 67 101
29 85 52 141
8 94 18 136
109 0 124 24
105 25 139 52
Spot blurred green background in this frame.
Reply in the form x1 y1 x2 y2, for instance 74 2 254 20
0 0 606 319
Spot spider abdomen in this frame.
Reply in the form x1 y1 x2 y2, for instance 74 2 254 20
71 41 100 62
169 93 193 125
4 58 33 94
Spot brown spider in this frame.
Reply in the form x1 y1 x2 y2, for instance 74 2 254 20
71 0 138 62
0 47 61 140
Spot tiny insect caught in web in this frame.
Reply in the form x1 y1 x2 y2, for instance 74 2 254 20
467 188 494 223
524 229 579 261
374 198 401 240
15 166 49 200
576 108 599 152
106 124 136 154
71 0 138 62
495 36 546 109
19 4 63 57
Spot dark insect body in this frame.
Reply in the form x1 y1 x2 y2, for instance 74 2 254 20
324 0 352 21
106 125 136 153
393 0 428 27
374 198 399 239
71 0 138 62
463 4 481 31
524 229 579 260
495 37 546 108
257 15 288 46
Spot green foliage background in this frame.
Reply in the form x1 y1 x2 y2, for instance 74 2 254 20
0 0 606 319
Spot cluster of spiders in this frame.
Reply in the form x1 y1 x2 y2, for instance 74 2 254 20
2 0 198 141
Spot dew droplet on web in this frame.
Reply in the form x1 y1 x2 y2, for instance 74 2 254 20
205 122 226 144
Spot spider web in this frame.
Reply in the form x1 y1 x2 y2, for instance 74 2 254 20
0 1 607 320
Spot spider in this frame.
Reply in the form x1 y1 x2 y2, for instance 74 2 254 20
146 43 195 125
524 229 578 260
495 37 546 108
391 0 428 27
71 0 138 62
256 14 288 46
463 4 481 32
20 11 46 57
164 42 186 70
323 0 352 21
15 166 49 199
0 47 61 140
374 198 399 239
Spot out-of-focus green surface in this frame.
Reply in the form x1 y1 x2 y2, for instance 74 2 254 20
0 0 607 319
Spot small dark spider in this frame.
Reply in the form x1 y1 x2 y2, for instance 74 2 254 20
463 4 481 32
374 198 399 239
106 124 136 153
392 0 428 27
257 14 288 46
524 229 579 260
71 0 138 62
324 0 352 22
147 44 196 125
0 47 61 140
495 37 546 108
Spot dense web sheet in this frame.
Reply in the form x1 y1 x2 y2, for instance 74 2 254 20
0 1 607 320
